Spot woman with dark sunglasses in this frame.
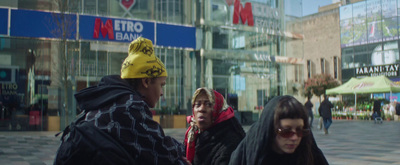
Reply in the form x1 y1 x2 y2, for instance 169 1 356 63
229 95 328 165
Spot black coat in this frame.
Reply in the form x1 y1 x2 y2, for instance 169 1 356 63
74 75 186 165
319 99 333 118
193 117 245 165
373 100 381 113
229 96 328 165
305 100 313 115
396 103 400 115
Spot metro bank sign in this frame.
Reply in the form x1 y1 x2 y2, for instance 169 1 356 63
80 15 154 42
228 0 280 29
230 0 254 26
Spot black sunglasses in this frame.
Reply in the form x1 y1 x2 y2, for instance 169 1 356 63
277 128 310 138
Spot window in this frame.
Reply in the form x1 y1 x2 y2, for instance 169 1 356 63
333 56 338 79
294 65 299 82
320 58 325 74
307 60 312 78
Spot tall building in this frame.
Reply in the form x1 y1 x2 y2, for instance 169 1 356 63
0 0 304 131
297 0 400 103
337 0 400 102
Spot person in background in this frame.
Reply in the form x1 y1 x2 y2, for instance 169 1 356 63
184 87 245 165
304 95 314 128
319 95 334 135
73 37 189 164
394 99 400 121
389 100 396 118
373 97 381 120
229 95 328 165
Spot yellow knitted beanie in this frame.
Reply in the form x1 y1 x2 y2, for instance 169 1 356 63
121 37 168 79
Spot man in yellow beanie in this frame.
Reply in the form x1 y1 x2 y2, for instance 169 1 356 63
55 37 189 165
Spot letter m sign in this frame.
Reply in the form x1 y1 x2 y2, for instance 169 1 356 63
93 18 114 39
232 0 254 26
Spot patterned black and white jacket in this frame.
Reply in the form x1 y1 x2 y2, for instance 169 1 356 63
74 75 187 165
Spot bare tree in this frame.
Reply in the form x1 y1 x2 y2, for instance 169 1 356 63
48 0 80 126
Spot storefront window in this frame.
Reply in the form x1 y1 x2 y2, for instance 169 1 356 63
342 53 354 69
354 53 370 67
0 38 53 131
152 48 186 113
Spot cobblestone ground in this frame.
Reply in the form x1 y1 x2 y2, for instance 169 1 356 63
0 120 399 165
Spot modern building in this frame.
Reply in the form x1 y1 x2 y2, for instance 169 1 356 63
291 2 342 100
0 0 305 131
339 0 400 100
296 0 400 104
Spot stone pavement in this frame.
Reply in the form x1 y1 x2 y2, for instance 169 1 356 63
312 120 400 165
0 120 399 165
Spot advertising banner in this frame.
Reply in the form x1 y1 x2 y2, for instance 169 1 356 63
340 0 400 48
10 9 77 39
79 15 155 43
340 5 353 47
367 0 383 44
7 9 196 49
156 23 196 49
352 1 367 46
0 8 8 35
381 0 398 41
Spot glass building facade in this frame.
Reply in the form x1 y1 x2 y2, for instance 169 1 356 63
340 0 400 82
0 0 304 131
194 0 304 123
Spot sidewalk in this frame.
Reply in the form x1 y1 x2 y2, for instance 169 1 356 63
312 120 400 165
0 120 399 165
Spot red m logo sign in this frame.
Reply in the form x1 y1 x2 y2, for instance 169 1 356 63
93 18 114 39
232 0 254 26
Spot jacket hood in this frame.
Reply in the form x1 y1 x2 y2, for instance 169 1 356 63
229 95 328 165
232 96 283 164
74 75 136 110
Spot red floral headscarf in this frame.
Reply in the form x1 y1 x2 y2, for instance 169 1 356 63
184 87 235 162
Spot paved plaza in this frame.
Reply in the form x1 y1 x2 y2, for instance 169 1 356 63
0 120 399 165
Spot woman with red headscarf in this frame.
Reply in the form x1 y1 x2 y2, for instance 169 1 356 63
184 87 245 165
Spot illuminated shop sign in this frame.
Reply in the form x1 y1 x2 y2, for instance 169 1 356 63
231 0 254 26
93 18 145 41
228 0 280 32
356 64 400 77
7 9 195 49
80 15 154 42
252 2 280 31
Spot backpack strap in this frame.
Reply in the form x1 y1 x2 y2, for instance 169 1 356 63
55 111 87 140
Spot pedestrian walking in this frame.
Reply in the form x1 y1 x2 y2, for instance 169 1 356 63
55 37 189 165
318 95 333 134
229 95 328 165
394 99 400 121
373 97 382 119
304 95 314 128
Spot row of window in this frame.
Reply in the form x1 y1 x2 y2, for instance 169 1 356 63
8 0 187 24
306 56 339 79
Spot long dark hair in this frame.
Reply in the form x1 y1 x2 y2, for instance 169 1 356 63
273 96 314 165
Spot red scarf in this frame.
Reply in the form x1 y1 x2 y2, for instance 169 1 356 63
184 89 235 162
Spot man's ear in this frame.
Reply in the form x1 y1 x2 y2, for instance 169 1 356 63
141 78 150 88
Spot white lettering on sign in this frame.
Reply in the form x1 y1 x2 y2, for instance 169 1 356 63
356 64 400 77
114 20 143 33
